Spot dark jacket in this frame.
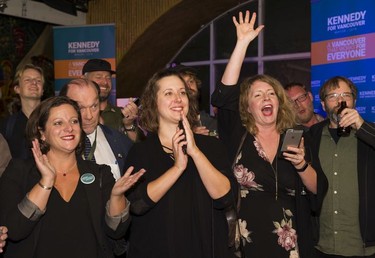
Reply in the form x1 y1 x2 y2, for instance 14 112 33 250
0 111 31 160
0 158 130 257
100 124 133 174
309 120 375 247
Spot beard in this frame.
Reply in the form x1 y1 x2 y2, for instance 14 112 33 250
325 103 340 123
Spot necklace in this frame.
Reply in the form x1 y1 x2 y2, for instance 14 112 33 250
161 145 174 160
56 162 77 176
254 135 279 200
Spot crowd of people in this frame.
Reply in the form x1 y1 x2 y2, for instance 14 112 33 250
0 9 374 258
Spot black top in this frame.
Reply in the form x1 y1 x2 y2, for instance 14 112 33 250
0 111 31 159
211 83 328 258
0 158 130 258
36 182 98 258
125 133 236 258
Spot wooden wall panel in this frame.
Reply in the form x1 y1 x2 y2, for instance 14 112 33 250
87 0 181 63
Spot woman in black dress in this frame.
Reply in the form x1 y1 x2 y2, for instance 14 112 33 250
125 69 236 258
0 96 145 257
211 11 328 258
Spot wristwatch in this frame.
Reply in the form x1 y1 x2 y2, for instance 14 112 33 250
124 124 136 132
296 162 309 173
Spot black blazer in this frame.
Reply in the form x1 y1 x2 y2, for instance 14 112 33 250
100 124 133 174
0 157 130 258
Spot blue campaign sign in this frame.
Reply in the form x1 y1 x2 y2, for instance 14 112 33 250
311 0 375 122
312 0 375 42
53 24 115 60
53 24 117 103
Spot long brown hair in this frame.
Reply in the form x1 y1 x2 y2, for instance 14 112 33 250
139 69 199 133
239 74 296 135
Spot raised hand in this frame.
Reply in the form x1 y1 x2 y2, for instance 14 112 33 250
339 107 364 130
111 166 146 197
0 226 8 253
31 139 56 182
233 10 264 44
122 98 139 125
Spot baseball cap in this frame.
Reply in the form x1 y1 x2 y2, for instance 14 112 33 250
82 59 116 74
169 64 197 75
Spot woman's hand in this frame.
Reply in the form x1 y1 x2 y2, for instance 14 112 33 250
31 139 56 184
283 137 306 169
233 10 264 44
0 226 8 253
111 166 146 197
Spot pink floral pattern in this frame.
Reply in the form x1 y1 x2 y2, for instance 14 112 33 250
253 139 269 161
273 209 299 256
233 164 263 190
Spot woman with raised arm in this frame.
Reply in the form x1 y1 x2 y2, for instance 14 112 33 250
125 69 236 258
211 11 328 258
0 96 145 258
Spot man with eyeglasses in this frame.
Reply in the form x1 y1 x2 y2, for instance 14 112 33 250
0 64 44 159
309 76 375 258
284 82 324 129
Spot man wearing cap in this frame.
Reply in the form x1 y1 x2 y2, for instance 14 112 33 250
82 59 140 142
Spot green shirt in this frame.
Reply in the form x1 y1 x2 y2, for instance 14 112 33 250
101 103 124 132
317 125 375 256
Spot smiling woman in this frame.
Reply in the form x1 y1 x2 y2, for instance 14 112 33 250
124 68 237 258
211 10 328 258
0 96 145 258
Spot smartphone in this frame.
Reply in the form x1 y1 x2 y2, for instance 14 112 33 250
178 120 187 155
133 98 141 106
279 129 303 155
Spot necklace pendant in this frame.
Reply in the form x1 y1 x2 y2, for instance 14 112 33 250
63 173 66 176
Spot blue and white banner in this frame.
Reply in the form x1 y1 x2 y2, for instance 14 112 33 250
53 24 116 103
311 0 375 121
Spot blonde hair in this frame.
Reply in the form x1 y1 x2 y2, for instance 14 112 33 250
239 74 296 135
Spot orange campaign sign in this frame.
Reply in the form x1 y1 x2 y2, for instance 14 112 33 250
311 33 375 65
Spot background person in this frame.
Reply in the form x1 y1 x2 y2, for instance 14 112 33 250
60 78 133 181
211 10 328 258
171 65 218 136
310 76 375 258
284 82 324 129
82 59 141 142
0 96 145 258
0 64 44 159
125 69 236 258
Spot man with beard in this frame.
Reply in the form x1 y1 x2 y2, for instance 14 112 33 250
0 64 44 159
309 76 375 258
82 59 140 142
284 82 324 130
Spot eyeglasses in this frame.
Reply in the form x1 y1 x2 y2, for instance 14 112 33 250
290 93 308 106
325 92 353 102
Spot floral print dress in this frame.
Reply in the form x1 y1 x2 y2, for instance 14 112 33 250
234 133 300 258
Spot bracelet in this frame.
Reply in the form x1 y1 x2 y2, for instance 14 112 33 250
124 124 136 132
295 162 309 173
38 181 53 190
